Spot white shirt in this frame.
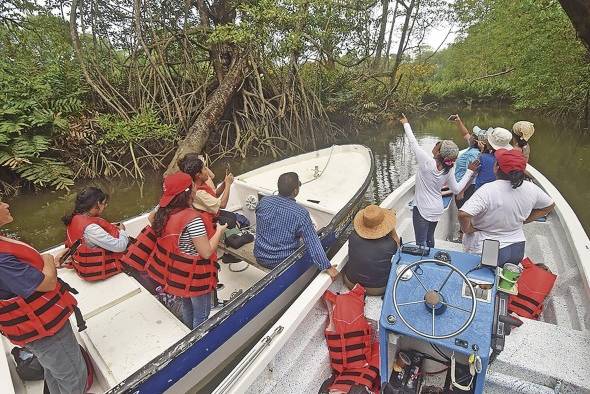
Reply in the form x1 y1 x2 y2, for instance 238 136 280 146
84 224 129 252
404 123 474 222
460 179 553 253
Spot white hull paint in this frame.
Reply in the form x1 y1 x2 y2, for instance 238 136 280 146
215 163 590 394
1 144 374 394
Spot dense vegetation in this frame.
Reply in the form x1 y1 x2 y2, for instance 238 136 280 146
0 0 588 193
429 0 590 117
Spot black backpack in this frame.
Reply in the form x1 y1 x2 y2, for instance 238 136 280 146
11 347 44 380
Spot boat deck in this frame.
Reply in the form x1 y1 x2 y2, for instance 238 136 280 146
241 175 590 394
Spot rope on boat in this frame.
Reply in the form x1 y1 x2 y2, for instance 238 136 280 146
300 144 336 186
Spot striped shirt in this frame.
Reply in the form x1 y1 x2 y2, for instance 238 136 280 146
178 217 207 255
254 195 330 270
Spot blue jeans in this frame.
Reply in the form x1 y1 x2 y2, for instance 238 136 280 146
498 241 526 267
26 323 87 394
182 293 212 329
412 206 437 248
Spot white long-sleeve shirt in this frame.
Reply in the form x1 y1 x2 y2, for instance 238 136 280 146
404 123 473 222
83 224 129 252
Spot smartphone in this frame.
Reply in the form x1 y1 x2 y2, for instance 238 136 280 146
225 162 231 176
448 114 458 121
481 239 500 267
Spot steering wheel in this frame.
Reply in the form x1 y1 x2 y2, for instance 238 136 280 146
392 259 477 340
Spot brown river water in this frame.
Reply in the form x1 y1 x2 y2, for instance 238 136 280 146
4 106 590 250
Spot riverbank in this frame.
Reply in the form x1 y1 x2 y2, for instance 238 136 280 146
4 106 588 250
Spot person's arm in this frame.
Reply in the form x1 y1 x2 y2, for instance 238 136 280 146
215 182 225 197
36 254 58 292
458 187 487 233
447 160 479 194
524 204 555 224
524 187 555 224
0 254 48 296
218 174 234 209
399 115 431 164
299 213 331 271
84 224 129 252
458 211 478 234
191 222 228 259
204 167 216 190
452 115 471 142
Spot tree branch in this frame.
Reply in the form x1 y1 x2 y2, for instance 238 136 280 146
468 68 515 85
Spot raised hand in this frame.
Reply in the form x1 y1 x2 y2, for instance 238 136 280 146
399 113 409 125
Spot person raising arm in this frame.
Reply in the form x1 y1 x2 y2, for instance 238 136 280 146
399 114 477 247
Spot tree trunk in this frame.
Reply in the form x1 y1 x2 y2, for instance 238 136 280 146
373 0 390 69
70 0 130 119
165 55 249 174
384 1 399 69
558 0 590 52
390 0 415 81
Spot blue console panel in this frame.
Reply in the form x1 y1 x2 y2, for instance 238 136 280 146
379 246 498 393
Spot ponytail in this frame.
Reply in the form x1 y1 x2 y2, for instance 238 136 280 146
497 169 525 189
62 187 108 225
152 189 192 236
512 132 528 148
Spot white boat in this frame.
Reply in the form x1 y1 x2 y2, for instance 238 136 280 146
1 144 375 393
214 163 590 394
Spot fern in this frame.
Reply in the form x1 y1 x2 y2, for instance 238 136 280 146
15 158 74 190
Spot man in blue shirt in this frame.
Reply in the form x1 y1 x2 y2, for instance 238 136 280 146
254 172 338 280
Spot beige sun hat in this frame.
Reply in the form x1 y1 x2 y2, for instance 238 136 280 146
512 121 535 141
353 205 397 239
488 127 514 151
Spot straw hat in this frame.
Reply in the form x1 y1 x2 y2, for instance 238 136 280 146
512 121 535 141
353 205 397 239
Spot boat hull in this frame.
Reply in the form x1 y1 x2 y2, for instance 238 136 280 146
107 151 372 393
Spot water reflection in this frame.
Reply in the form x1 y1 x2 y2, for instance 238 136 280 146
4 106 589 250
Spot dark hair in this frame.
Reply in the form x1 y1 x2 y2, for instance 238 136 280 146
497 169 525 189
511 132 528 148
152 189 192 236
278 172 300 197
62 187 108 225
178 153 204 181
468 135 479 149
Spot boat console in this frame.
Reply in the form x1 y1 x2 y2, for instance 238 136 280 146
379 244 515 393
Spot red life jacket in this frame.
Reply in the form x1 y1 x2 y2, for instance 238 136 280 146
145 208 218 298
509 257 557 319
65 215 123 281
0 239 78 346
324 284 373 373
329 342 380 394
119 225 157 272
195 183 219 224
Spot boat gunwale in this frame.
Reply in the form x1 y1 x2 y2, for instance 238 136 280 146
213 163 590 394
105 145 375 393
211 176 415 394
524 164 590 302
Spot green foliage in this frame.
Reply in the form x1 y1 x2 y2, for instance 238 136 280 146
96 110 176 144
429 0 590 115
0 14 83 190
